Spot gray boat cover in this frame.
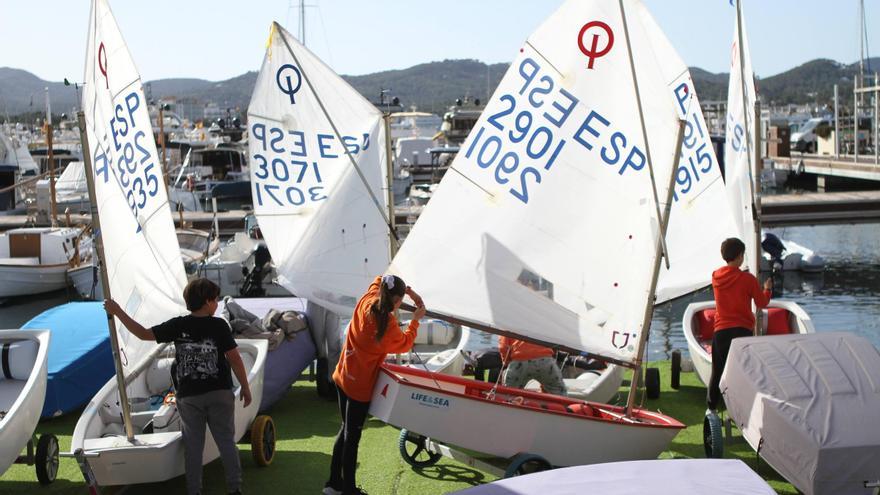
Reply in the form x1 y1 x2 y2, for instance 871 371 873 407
721 332 880 495
454 459 774 494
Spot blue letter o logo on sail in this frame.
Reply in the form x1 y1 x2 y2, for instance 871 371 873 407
276 64 302 104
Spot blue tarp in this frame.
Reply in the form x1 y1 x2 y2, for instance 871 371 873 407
23 302 114 418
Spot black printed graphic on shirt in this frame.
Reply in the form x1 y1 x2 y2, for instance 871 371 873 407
176 339 220 382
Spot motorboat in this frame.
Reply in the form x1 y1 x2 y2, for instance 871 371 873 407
0 226 89 298
682 300 816 386
0 329 59 484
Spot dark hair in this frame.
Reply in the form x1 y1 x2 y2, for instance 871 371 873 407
183 278 221 311
371 275 406 341
720 237 746 262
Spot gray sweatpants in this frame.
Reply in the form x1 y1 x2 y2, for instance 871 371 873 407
503 356 567 395
177 389 241 494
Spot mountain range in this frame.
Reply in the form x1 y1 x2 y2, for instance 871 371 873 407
2 57 878 120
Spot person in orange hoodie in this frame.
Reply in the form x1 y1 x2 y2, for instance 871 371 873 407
499 336 566 395
324 275 425 495
708 237 772 412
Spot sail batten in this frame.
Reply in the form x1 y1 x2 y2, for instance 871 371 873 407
248 23 391 316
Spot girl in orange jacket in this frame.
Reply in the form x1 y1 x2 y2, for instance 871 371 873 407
324 275 425 495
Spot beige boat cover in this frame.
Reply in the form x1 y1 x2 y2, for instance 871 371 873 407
721 332 880 495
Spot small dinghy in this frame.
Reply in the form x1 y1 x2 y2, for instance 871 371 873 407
0 329 59 484
22 302 114 418
70 0 276 486
373 363 684 469
682 300 816 385
715 333 880 495
70 339 270 486
392 319 472 376
454 459 775 495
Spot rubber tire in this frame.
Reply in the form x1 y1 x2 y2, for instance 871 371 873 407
504 453 552 478
670 350 681 390
398 429 442 468
36 434 59 485
703 412 724 458
645 367 661 399
250 415 276 467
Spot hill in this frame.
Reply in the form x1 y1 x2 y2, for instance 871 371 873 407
3 56 879 120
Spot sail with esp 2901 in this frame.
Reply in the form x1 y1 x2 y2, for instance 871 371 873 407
388 0 734 367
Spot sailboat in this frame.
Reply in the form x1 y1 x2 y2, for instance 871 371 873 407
370 0 741 470
682 0 815 387
68 0 271 486
247 22 470 386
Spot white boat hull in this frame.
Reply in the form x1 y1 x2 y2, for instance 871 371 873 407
396 322 471 376
559 364 625 404
0 329 50 475
0 263 70 297
70 339 267 486
370 364 683 467
682 300 816 385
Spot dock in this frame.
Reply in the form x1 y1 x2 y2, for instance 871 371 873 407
0 210 248 238
762 190 880 227
770 153 880 182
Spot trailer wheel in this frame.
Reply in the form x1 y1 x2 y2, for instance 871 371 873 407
398 429 441 468
703 412 724 458
645 367 661 399
36 434 59 484
250 415 276 466
504 453 551 478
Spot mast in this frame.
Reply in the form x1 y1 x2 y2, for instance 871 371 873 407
274 23 401 252
77 110 136 442
735 0 762 332
383 114 398 259
45 88 58 227
617 0 686 416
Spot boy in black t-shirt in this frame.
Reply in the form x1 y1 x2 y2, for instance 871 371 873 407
105 278 251 495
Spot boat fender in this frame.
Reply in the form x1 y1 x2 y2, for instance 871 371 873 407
1 339 38 380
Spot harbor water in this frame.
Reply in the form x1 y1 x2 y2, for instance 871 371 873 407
1 223 879 362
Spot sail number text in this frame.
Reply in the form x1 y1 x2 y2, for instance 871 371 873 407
93 91 160 233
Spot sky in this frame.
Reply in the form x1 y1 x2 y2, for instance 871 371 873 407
0 0 876 83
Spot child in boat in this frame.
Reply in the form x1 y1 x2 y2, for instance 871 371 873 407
325 275 426 495
708 237 772 412
498 337 567 396
104 278 251 495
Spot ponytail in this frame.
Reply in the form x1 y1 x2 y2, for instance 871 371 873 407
372 275 406 341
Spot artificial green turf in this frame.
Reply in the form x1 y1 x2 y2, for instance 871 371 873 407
1 362 796 494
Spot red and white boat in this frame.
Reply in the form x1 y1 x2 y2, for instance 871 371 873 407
375 0 737 471
372 363 683 467
682 300 815 385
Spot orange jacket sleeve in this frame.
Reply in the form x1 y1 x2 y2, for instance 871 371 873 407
751 276 772 309
380 318 420 354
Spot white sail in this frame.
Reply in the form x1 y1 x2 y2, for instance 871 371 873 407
82 0 187 376
649 10 738 303
725 0 759 271
388 0 686 365
247 23 390 316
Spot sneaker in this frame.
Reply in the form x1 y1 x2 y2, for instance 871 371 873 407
322 483 342 495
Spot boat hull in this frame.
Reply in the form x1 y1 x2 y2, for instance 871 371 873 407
70 339 267 486
0 263 69 297
682 300 816 385
0 329 50 475
370 364 683 467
